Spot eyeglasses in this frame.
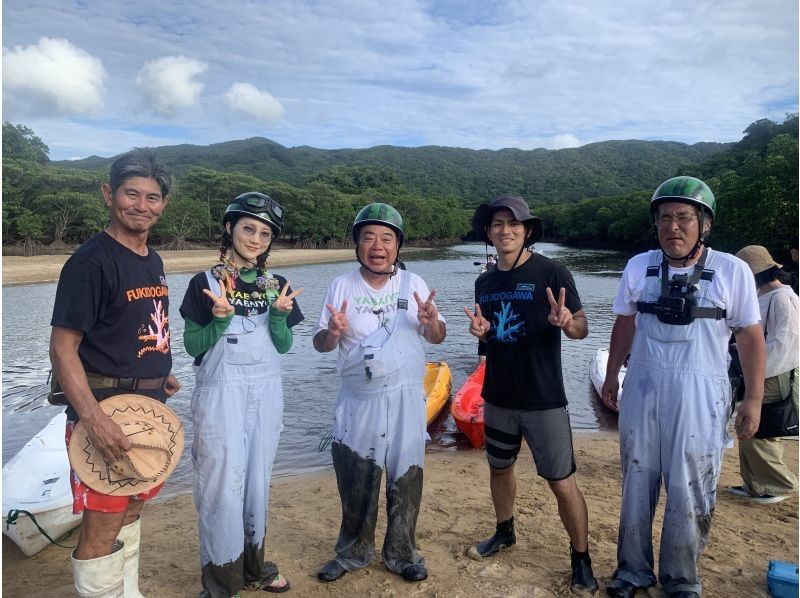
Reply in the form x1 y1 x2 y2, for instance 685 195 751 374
656 214 698 227
242 195 283 221
239 223 273 244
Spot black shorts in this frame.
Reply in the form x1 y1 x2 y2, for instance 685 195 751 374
483 402 576 481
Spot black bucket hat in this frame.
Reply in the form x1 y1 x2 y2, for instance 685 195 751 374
471 194 543 246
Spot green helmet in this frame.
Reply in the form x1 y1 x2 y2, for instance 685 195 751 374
650 176 716 219
352 203 404 247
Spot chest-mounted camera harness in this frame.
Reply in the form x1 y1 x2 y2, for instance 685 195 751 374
636 248 726 326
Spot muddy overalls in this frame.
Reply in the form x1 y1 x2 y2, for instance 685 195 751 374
191 271 284 597
613 249 731 596
330 270 427 574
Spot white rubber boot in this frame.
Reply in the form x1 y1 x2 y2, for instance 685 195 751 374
117 517 146 598
72 541 124 598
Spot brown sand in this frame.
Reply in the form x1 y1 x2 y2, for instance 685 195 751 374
1 248 359 286
3 433 797 597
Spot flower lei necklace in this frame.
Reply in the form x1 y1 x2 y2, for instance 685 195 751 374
211 254 280 300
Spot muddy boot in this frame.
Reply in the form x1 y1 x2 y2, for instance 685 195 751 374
470 517 516 558
72 541 125 598
118 517 145 598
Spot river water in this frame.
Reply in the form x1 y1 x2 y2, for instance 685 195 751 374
2 242 630 497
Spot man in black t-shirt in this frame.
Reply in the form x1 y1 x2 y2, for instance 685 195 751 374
464 194 598 596
50 149 180 597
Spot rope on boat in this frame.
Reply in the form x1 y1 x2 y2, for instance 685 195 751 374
5 509 76 550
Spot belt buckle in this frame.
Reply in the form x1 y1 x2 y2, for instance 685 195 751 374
118 378 136 391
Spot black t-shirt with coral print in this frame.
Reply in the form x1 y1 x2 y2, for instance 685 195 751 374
474 252 582 411
51 231 173 382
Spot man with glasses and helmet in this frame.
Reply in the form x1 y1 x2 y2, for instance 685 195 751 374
601 176 766 598
180 192 303 597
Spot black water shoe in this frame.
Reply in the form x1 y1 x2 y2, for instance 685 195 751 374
569 546 598 595
668 592 699 598
401 563 428 582
316 560 347 582
606 579 643 598
472 517 516 557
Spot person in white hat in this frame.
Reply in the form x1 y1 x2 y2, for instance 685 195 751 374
50 148 181 597
728 245 798 504
464 194 597 596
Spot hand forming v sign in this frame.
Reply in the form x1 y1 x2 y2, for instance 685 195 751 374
326 300 349 339
272 280 304 313
546 287 573 328
463 303 491 339
203 279 235 318
413 290 439 327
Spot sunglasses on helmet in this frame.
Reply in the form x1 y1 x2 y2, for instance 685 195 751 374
241 194 284 222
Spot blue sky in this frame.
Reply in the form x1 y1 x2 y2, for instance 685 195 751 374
3 0 798 161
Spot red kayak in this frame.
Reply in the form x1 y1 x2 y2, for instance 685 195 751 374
451 362 486 448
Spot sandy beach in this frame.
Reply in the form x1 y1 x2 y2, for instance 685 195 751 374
3 433 797 597
1 248 360 286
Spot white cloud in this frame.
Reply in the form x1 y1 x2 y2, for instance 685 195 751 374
223 83 284 124
549 134 581 150
136 55 207 115
3 37 106 115
2 0 796 158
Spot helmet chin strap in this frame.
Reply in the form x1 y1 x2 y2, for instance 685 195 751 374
230 248 258 270
355 248 399 278
492 228 532 271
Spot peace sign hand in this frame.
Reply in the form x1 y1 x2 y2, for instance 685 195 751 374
272 280 304 313
203 279 234 318
546 287 573 328
463 303 491 339
326 300 349 339
414 290 439 327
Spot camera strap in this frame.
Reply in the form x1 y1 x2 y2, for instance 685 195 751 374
636 248 726 321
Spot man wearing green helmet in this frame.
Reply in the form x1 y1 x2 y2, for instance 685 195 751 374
602 176 766 598
313 202 446 585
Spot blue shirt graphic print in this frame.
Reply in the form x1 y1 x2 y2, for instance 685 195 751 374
493 300 524 343
474 254 582 410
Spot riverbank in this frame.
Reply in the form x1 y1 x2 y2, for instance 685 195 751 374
3 433 797 597
1 248 359 286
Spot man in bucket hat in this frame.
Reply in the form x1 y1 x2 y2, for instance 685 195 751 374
464 194 598 595
49 148 181 597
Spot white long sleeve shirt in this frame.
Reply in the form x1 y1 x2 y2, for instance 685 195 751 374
759 285 799 378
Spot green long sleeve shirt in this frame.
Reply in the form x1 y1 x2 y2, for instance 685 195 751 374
183 308 294 357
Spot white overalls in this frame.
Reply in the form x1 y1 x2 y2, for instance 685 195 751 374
615 251 731 596
330 270 427 574
191 272 284 597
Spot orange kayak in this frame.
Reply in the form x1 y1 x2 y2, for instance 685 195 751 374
450 362 486 448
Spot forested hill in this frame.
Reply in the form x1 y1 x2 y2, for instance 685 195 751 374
55 137 727 205
6 116 794 257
